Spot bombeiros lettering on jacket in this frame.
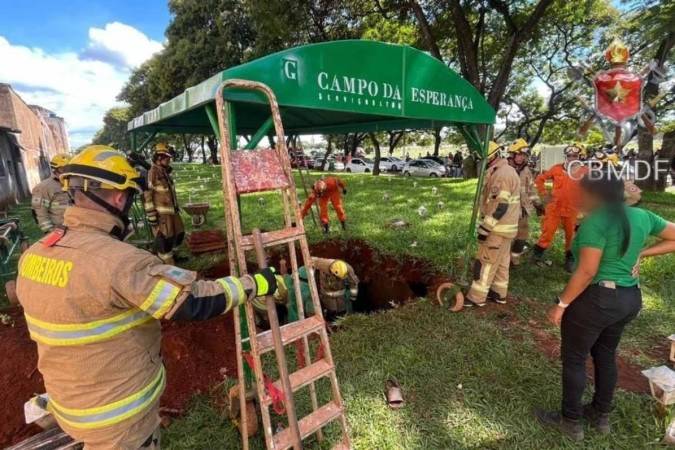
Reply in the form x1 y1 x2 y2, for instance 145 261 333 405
19 254 73 288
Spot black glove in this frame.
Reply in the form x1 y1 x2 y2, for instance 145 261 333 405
252 268 277 297
342 188 347 195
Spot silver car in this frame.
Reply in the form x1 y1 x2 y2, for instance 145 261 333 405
402 159 447 177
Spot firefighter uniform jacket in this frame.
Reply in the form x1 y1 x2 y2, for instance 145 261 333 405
16 206 248 449
31 177 70 232
478 158 521 239
312 257 359 313
144 164 180 217
518 165 539 217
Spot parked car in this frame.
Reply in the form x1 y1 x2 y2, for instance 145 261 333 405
422 156 448 167
402 159 447 177
345 158 374 173
379 156 404 172
291 154 314 169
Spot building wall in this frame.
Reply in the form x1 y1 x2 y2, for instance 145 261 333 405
0 84 69 211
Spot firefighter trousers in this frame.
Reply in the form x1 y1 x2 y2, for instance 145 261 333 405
318 193 346 225
153 214 185 263
467 234 513 304
536 203 577 251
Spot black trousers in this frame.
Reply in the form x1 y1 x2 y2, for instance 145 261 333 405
560 284 642 420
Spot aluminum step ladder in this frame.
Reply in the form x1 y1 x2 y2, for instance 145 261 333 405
214 79 350 450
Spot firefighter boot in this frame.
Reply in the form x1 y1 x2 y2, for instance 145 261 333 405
583 404 610 434
487 289 506 305
564 251 575 273
534 409 584 442
322 223 329 234
532 244 546 264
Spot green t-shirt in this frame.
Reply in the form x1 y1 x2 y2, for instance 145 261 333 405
572 206 668 287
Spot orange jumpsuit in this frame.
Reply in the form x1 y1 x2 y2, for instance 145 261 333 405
301 177 347 225
534 163 587 251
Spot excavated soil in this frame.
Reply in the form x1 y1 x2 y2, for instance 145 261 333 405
0 239 659 446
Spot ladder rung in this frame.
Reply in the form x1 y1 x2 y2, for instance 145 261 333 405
256 316 324 353
273 402 343 450
240 227 304 251
264 359 334 405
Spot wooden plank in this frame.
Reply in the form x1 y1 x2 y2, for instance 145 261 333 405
239 227 303 251
262 360 334 406
273 402 343 450
256 316 324 353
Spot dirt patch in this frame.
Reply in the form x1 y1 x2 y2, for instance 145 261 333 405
490 301 651 395
0 307 236 448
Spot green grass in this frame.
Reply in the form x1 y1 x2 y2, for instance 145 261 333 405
3 164 674 448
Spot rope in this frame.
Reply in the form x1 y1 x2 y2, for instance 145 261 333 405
242 352 286 415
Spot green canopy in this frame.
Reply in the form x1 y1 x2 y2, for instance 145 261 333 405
128 40 495 143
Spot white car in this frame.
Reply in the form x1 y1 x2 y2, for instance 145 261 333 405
402 159 447 177
345 158 374 173
379 156 404 172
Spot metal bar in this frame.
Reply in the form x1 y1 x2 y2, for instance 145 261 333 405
137 131 157 153
205 104 220 136
464 124 492 283
245 116 273 149
130 131 137 152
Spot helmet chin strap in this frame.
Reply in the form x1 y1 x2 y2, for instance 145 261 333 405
82 190 135 240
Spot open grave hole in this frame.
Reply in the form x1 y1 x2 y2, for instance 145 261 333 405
205 239 451 315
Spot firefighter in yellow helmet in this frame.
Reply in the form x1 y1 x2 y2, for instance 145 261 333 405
16 145 279 450
144 143 185 264
466 141 521 306
31 153 72 233
507 139 543 265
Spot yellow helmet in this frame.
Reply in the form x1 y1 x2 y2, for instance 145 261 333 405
329 260 348 279
487 141 505 160
60 145 141 192
564 143 583 156
153 142 172 158
49 153 70 170
508 138 530 154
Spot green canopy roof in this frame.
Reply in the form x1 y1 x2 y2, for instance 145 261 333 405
128 40 496 136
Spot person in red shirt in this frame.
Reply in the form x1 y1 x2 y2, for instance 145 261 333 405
533 144 587 272
301 177 347 233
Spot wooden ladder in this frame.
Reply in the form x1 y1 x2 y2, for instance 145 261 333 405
214 79 351 450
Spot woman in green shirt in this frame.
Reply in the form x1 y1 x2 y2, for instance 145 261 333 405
536 170 675 441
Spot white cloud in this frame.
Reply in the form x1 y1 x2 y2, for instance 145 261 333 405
0 23 162 149
83 22 163 68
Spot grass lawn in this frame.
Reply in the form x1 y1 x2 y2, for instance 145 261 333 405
3 163 674 449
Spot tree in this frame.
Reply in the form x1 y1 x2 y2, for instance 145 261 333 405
92 107 133 150
368 133 383 175
502 0 617 146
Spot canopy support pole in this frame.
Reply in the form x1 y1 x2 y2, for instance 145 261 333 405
136 131 157 155
461 124 492 284
244 116 273 150
205 104 220 137
130 131 137 153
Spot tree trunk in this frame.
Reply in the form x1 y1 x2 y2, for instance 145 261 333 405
182 134 193 163
636 33 674 191
369 133 381 175
207 136 219 164
433 128 442 156
200 136 207 164
321 136 333 171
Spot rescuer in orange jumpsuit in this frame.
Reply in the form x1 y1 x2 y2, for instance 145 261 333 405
533 144 587 272
301 177 347 233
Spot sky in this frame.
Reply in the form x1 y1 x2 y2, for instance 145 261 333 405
0 0 170 148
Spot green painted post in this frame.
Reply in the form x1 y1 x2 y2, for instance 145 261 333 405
244 116 273 149
130 131 137 153
205 104 220 137
137 131 157 154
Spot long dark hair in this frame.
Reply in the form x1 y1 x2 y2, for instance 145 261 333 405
580 169 631 256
